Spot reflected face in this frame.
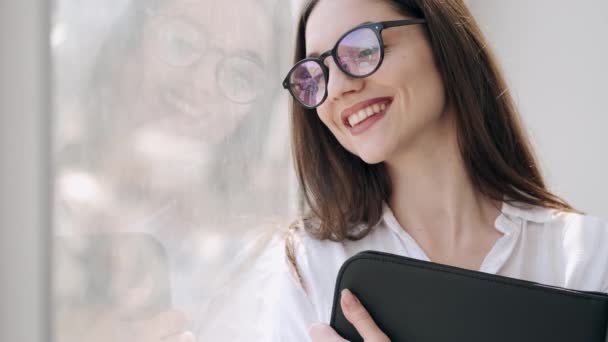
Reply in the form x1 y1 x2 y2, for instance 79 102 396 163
138 0 273 143
306 0 448 164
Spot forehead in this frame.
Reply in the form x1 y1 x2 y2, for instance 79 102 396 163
159 0 272 55
305 0 403 54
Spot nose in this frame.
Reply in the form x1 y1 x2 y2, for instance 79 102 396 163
191 49 223 98
325 58 365 102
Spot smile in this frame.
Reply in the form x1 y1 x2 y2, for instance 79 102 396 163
163 89 204 119
341 97 393 128
347 102 388 127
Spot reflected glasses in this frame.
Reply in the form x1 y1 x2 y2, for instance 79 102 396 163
282 19 426 108
151 16 267 104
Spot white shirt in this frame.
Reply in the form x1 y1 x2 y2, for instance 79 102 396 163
271 201 608 341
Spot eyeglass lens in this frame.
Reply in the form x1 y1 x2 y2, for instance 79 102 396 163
288 27 381 107
288 60 327 108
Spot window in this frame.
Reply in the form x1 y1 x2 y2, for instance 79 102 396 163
52 0 298 340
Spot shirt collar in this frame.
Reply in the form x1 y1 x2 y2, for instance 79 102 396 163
380 201 402 236
501 200 556 224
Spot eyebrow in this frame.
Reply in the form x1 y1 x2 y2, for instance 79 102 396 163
306 21 373 59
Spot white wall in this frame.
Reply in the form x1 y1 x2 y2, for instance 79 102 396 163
469 0 608 217
0 1 51 342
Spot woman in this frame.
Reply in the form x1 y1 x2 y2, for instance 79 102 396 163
275 0 608 341
54 0 291 341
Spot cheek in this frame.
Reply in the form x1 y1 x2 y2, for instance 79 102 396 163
316 108 356 152
410 64 446 117
139 56 177 101
382 51 446 115
316 111 338 141
316 106 333 128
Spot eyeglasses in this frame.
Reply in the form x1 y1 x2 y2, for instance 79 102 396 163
282 19 426 108
149 15 267 104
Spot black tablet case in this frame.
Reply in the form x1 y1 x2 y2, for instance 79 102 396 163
330 250 608 342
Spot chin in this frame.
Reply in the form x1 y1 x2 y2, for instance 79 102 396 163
356 151 386 165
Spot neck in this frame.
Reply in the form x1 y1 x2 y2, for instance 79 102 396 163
385 112 502 251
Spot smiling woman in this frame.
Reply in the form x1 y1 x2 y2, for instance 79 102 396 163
275 0 608 341
53 0 293 341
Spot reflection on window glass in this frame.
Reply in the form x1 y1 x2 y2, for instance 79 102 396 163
53 0 296 340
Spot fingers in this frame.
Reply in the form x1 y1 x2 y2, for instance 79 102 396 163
308 323 348 342
340 289 390 342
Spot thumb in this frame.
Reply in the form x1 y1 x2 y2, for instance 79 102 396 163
340 289 390 342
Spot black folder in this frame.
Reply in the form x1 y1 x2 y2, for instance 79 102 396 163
330 250 608 342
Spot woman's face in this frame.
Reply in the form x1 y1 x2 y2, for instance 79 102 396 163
306 0 448 164
136 0 273 143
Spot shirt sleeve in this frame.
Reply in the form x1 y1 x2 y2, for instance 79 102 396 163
269 240 318 342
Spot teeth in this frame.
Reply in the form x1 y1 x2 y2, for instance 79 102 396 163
347 101 390 127
358 111 366 122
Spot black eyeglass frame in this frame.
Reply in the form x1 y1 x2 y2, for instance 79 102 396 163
282 19 427 109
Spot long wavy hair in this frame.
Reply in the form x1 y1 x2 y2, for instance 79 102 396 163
286 0 575 280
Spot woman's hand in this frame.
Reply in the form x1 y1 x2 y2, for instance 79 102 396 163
308 289 390 342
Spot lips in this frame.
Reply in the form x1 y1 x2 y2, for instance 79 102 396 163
340 97 394 127
163 89 205 119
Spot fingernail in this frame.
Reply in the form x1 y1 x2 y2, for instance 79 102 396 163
341 288 357 309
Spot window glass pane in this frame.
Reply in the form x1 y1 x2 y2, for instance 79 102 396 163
52 0 297 340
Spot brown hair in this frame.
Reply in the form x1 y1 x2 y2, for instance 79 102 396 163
286 0 575 285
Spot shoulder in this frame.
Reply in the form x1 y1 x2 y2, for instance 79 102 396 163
559 211 608 253
557 212 608 292
504 201 608 238
561 210 608 231
282 219 349 290
508 203 608 291
275 219 358 323
525 204 608 244
280 218 380 316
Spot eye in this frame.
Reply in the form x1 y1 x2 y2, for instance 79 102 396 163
357 46 381 61
217 54 266 104
358 49 372 59
154 19 204 67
